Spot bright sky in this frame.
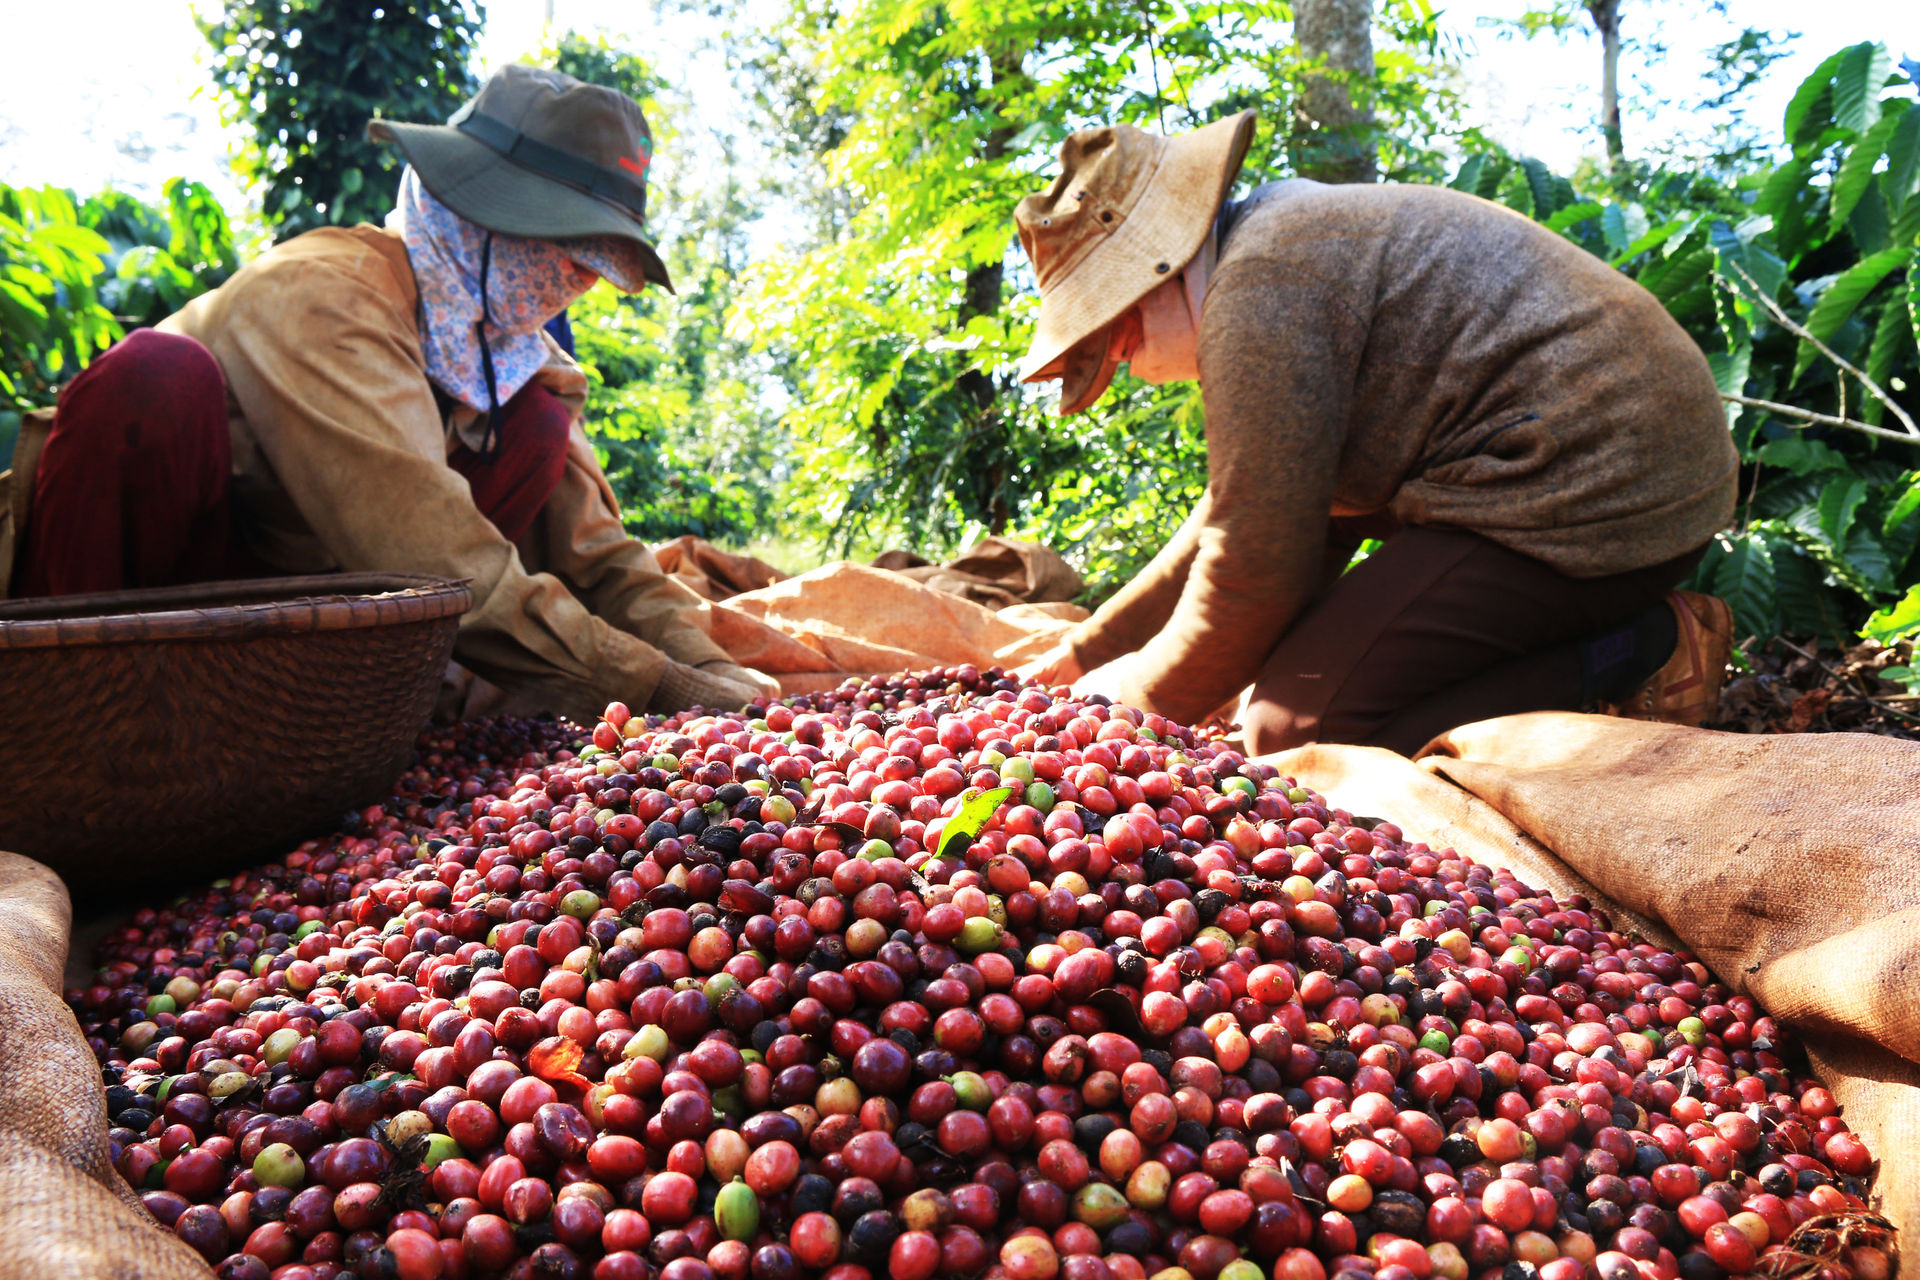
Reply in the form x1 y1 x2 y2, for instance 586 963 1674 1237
0 0 1914 216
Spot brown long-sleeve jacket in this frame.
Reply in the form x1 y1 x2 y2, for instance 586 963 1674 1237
1070 180 1739 723
0 225 732 717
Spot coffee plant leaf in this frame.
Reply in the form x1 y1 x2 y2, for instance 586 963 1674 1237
1831 107 1909 232
1882 471 1920 539
1793 245 1912 383
1785 47 1848 147
1833 43 1893 136
1711 534 1779 642
1862 584 1920 644
938 786 1014 859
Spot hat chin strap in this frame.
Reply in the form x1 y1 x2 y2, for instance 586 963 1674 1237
474 232 503 465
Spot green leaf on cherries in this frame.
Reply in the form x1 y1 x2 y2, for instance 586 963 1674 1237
582 933 602 984
938 786 1014 859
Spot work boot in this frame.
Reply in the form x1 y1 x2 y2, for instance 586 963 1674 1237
1599 591 1734 726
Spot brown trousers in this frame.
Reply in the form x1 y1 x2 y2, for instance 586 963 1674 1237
1240 523 1701 757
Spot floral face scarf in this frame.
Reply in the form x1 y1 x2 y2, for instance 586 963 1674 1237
386 167 654 456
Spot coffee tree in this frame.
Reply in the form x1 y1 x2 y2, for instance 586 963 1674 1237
201 0 483 238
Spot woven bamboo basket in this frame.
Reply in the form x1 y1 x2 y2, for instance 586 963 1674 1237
0 573 471 890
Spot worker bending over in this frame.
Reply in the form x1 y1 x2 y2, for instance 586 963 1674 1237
0 66 774 718
1016 113 1736 754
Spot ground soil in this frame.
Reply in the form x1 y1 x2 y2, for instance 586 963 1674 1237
1711 637 1920 741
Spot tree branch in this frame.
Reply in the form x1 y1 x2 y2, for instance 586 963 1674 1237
1138 0 1168 132
1767 635 1920 726
1717 262 1920 439
1719 393 1920 446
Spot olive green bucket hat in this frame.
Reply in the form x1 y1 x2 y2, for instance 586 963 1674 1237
368 64 673 292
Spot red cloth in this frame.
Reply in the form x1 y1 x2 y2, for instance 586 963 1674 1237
18 330 234 597
447 381 572 545
15 333 573 596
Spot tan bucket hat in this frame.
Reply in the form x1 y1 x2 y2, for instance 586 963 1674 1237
1015 111 1257 412
368 64 673 291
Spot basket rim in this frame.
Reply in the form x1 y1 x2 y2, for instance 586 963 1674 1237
0 573 473 651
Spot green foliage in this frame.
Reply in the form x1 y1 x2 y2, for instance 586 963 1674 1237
546 31 666 100
1477 41 1919 648
1863 584 1920 645
573 276 783 543
1027 379 1212 600
1484 4 1800 180
537 35 785 544
83 180 242 330
726 0 1479 594
0 180 237 464
0 186 117 415
11 11 1918 673
201 0 483 238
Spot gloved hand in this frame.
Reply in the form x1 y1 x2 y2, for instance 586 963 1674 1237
697 659 781 702
647 659 761 714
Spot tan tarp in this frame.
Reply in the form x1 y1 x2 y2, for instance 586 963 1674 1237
694 562 1087 695
650 535 1084 614
650 537 788 602
648 537 1091 691
677 538 1087 695
869 536 1084 610
446 551 1092 713
1269 713 1920 1237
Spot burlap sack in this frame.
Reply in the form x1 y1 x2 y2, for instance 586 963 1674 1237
696 562 1087 693
650 537 789 602
651 535 1082 612
439 559 1092 709
871 536 1084 609
1274 715 1920 1237
1263 743 1679 949
0 852 209 1279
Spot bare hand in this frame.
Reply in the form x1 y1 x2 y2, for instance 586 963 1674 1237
1014 640 1086 689
1072 653 1145 706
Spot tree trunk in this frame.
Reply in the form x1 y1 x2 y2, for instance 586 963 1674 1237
1586 0 1624 173
1290 0 1377 184
957 42 1027 534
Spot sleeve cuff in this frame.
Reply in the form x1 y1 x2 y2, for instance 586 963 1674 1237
590 626 671 720
1067 619 1125 673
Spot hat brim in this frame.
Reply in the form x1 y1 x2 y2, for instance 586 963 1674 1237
369 119 675 294
1017 110 1257 385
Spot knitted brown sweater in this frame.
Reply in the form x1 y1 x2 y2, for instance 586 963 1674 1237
1069 180 1738 723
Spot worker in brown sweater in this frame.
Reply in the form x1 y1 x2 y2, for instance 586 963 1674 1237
1015 113 1738 755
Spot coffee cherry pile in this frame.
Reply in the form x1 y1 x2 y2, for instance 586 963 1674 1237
69 667 1889 1280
